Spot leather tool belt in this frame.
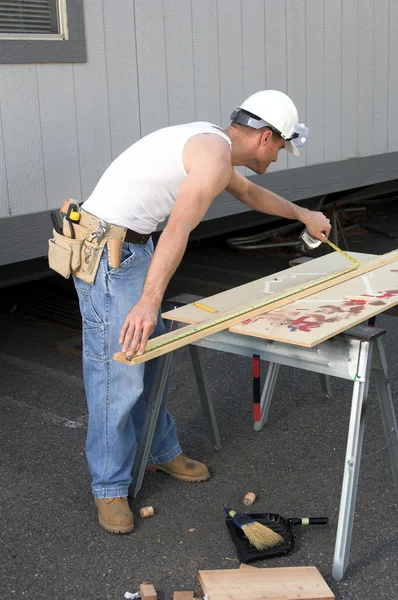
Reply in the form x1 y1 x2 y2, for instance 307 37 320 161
48 199 152 284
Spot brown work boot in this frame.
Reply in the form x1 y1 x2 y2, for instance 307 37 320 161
94 497 134 534
147 453 210 482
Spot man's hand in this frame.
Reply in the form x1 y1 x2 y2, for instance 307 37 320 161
119 301 159 358
301 210 331 241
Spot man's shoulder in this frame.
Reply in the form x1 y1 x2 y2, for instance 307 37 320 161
184 130 231 162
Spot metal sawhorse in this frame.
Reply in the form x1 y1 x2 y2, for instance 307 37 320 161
129 316 398 582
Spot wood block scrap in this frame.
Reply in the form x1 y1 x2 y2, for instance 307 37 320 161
140 584 157 600
198 566 335 600
173 592 194 600
239 564 258 570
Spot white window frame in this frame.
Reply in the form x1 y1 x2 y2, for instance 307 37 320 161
0 0 69 40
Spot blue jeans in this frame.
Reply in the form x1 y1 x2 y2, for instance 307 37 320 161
73 239 182 498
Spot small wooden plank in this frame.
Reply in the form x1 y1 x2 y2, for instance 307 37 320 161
140 584 157 600
113 250 398 365
173 592 194 600
198 566 334 600
239 564 257 570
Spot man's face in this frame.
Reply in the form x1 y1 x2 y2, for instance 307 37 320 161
249 131 286 174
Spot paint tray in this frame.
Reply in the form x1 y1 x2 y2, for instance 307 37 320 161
225 512 327 563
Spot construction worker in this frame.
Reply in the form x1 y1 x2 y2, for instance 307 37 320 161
74 90 331 534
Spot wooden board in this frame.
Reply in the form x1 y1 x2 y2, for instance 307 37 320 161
198 566 335 600
162 252 372 324
140 584 157 600
113 250 398 365
230 260 398 346
163 252 398 347
173 592 194 600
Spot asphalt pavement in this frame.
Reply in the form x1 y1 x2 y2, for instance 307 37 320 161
1 199 398 600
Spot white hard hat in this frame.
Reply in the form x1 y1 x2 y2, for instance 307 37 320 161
231 90 308 156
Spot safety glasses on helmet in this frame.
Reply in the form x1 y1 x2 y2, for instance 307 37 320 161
230 109 308 148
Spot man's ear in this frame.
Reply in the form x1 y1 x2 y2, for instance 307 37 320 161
260 129 273 147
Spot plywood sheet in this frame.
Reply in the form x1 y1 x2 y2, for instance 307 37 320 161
231 259 398 347
198 566 334 600
163 252 398 347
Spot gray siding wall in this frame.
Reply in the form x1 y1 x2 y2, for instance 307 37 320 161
0 0 397 224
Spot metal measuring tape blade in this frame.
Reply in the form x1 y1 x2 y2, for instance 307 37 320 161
300 229 359 268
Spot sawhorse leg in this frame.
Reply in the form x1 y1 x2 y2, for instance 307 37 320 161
332 338 372 580
254 362 280 432
165 295 221 449
128 350 173 498
372 337 398 495
333 330 398 580
254 363 332 432
189 345 221 450
129 322 222 497
319 373 333 398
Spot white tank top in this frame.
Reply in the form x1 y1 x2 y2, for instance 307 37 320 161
82 122 231 234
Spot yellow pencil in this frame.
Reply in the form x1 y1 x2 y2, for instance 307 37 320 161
194 301 217 313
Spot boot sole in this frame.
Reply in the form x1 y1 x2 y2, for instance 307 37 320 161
98 516 134 534
147 465 210 482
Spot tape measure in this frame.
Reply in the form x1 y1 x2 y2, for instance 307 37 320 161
324 238 359 268
300 230 359 268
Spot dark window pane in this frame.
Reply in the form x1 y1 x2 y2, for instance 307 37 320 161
0 1 59 34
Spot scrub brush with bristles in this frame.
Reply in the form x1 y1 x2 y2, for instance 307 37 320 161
225 508 284 550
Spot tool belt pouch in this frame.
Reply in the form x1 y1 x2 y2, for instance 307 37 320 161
49 202 127 284
107 239 123 269
48 229 84 279
73 239 105 284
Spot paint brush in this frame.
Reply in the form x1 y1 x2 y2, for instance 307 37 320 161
225 508 284 550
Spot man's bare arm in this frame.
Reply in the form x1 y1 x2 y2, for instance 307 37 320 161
120 135 232 357
226 168 331 239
